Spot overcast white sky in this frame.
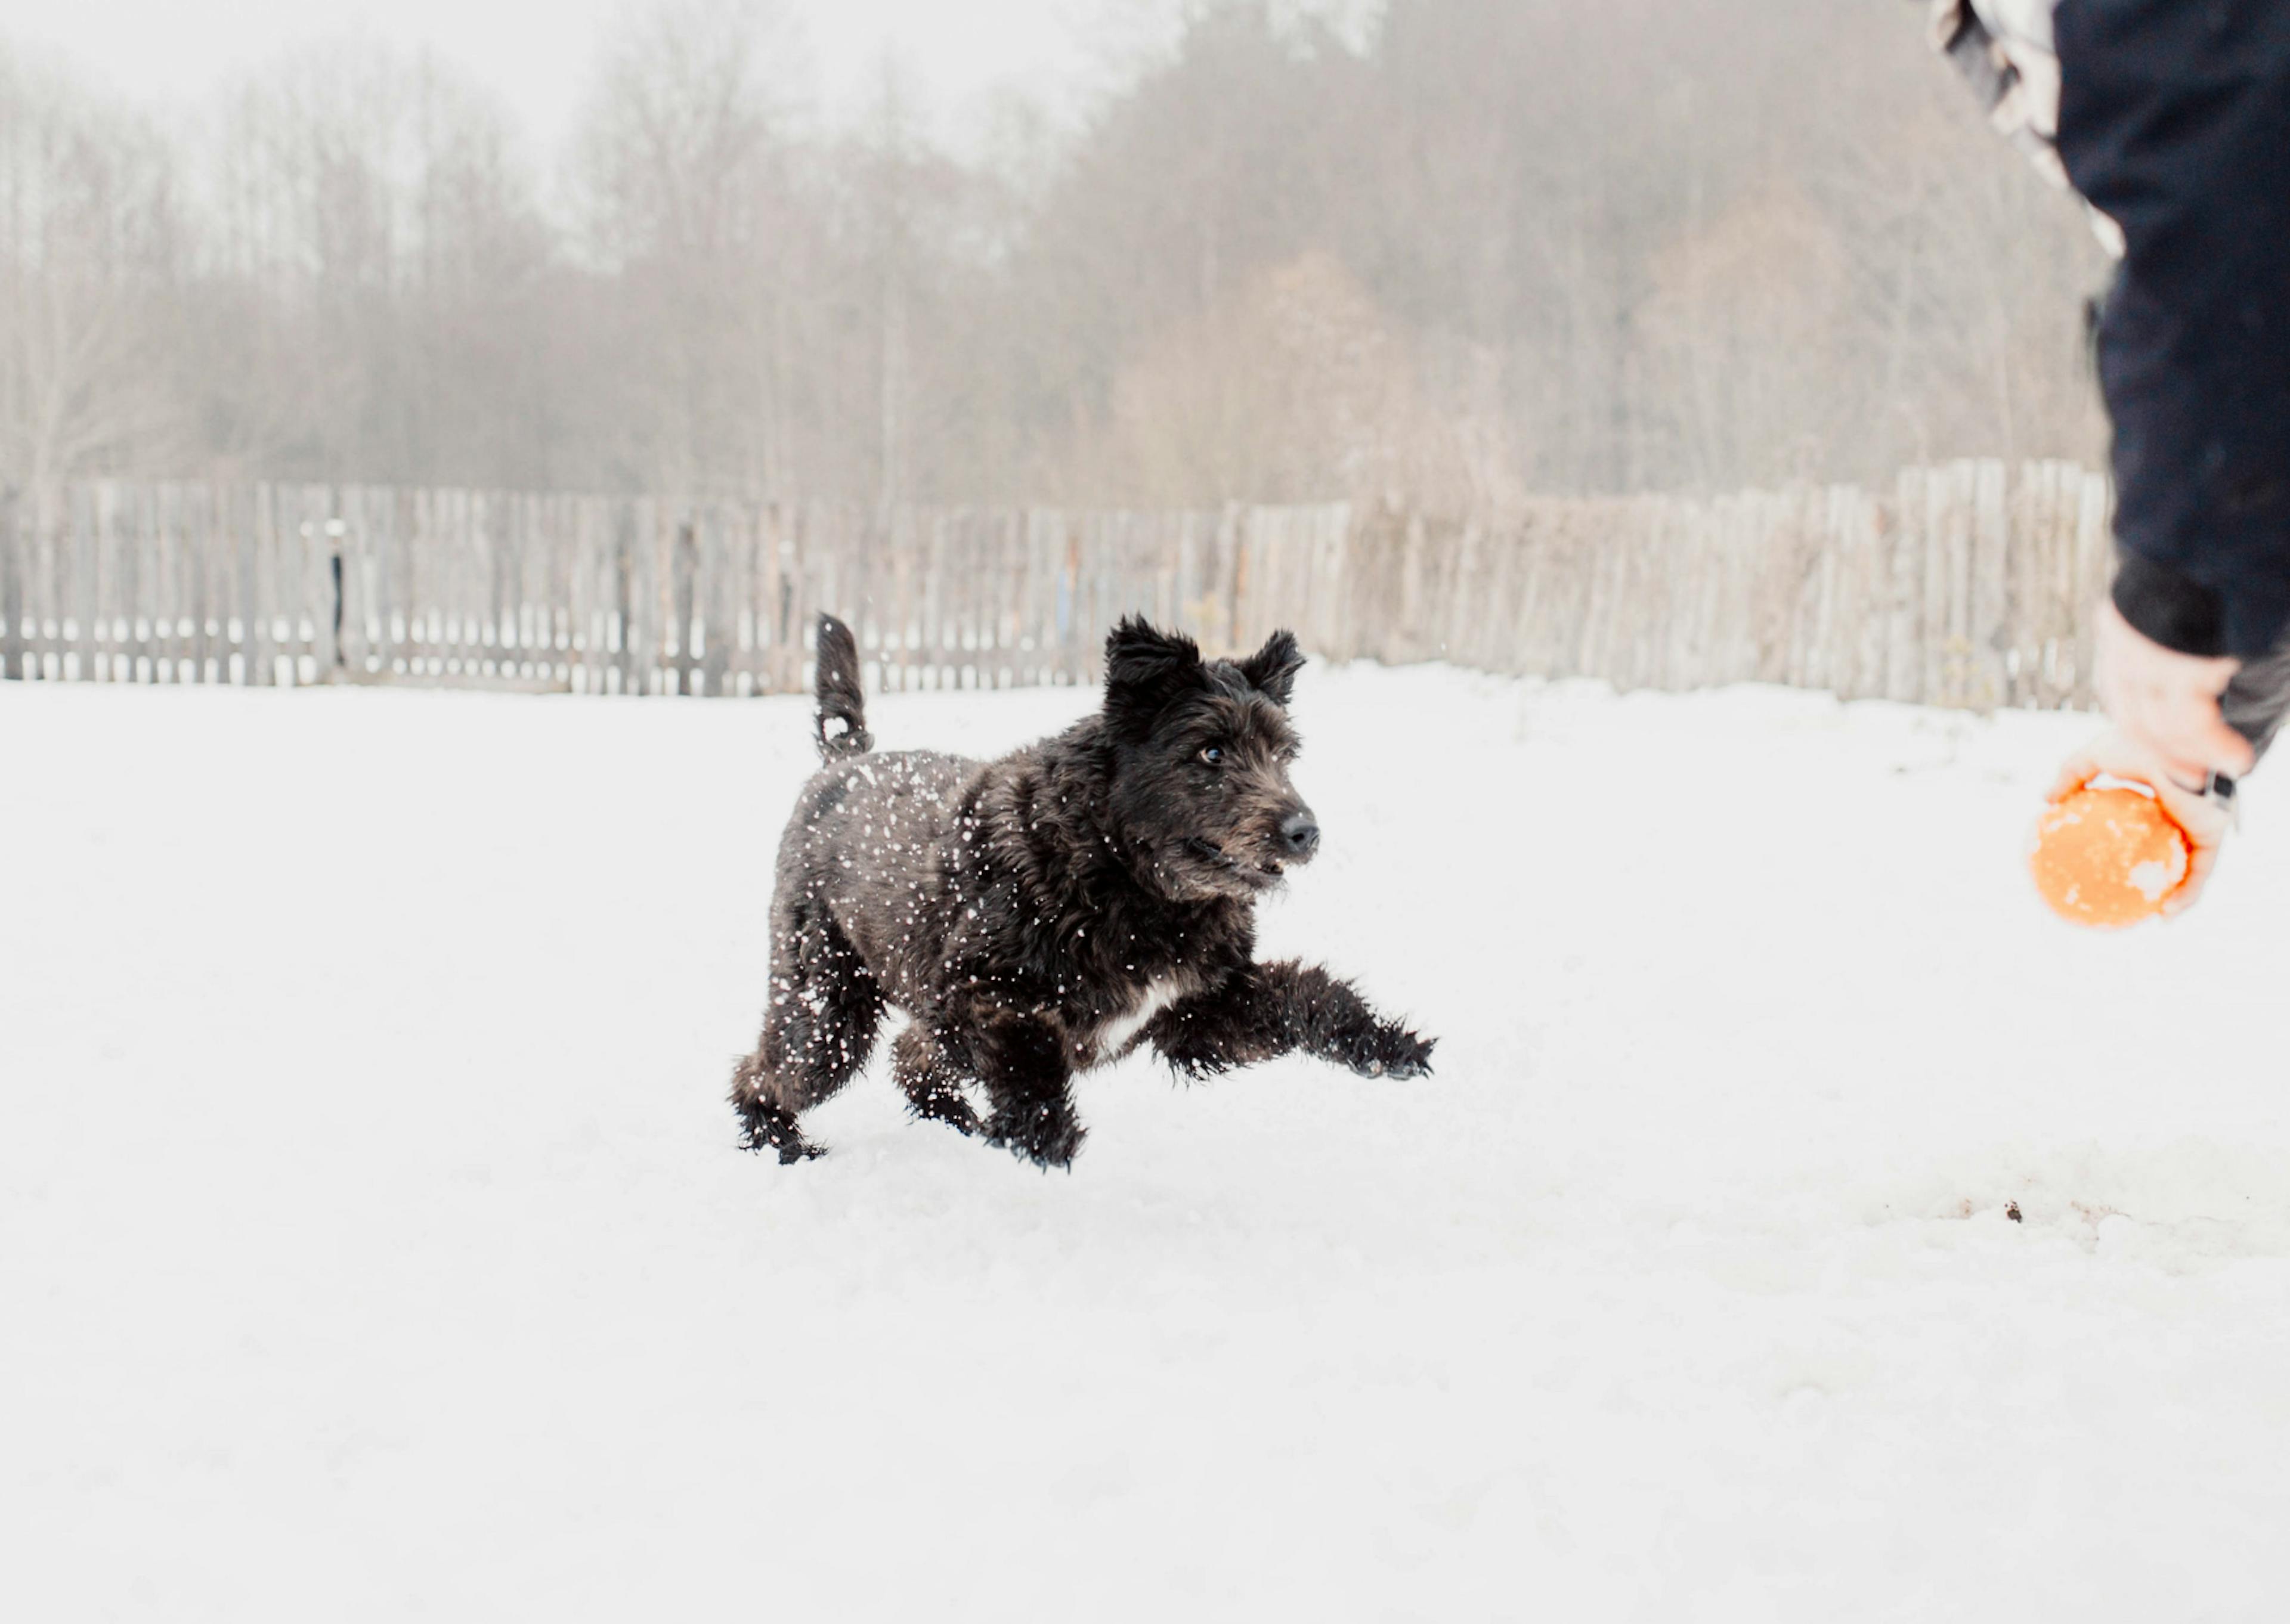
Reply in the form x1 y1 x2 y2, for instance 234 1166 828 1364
0 0 1165 149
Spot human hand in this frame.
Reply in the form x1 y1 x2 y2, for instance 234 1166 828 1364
2047 726 2235 918
2092 597 2254 782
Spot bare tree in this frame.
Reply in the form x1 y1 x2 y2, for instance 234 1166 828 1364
570 0 809 492
0 45 184 522
0 0 2116 510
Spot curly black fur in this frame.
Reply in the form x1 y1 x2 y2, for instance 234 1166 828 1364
729 612 1435 1169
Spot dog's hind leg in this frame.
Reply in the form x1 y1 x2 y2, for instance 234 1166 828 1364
730 906 886 1161
729 1053 818 1163
890 1025 980 1136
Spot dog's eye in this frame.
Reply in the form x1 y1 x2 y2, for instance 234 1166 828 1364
1200 746 1224 767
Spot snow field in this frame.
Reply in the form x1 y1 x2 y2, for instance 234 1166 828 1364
5 666 2290 1620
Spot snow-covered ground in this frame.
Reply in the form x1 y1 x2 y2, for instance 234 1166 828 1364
7 665 2290 1621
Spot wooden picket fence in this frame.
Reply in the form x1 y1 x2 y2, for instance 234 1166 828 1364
0 460 2115 711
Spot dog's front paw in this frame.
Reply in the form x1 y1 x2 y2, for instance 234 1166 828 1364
984 1102 1086 1171
1351 1024 1435 1081
739 1120 825 1163
736 1100 825 1163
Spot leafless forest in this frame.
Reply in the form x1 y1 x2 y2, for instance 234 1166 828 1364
2 0 2111 522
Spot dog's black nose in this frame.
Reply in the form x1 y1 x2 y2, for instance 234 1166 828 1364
1278 809 1320 859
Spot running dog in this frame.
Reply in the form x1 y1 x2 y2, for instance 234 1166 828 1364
729 614 1434 1168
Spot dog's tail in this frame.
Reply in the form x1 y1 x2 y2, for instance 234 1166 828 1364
813 613 872 761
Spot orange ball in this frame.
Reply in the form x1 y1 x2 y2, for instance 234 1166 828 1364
2029 784 2190 929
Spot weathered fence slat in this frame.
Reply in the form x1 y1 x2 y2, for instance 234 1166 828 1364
0 487 22 681
3 464 2116 713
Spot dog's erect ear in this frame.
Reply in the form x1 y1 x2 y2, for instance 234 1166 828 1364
1103 616 1205 736
1237 629 1304 706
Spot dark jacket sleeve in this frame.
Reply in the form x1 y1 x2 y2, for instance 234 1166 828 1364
2055 0 2290 659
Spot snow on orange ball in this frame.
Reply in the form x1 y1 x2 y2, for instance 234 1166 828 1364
2029 783 2190 929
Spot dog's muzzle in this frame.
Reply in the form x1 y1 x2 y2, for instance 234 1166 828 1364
1277 808 1320 861
1183 802 1318 891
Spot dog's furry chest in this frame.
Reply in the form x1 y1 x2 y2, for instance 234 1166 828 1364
1077 972 1196 1068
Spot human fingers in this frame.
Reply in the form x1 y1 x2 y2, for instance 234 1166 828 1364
2160 836 2221 919
2043 724 2232 919
2045 751 2100 802
2047 726 2171 802
2148 766 2232 921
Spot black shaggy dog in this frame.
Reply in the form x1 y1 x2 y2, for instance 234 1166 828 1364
729 613 1435 1169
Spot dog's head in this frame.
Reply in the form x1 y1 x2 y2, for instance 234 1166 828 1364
1099 618 1317 901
